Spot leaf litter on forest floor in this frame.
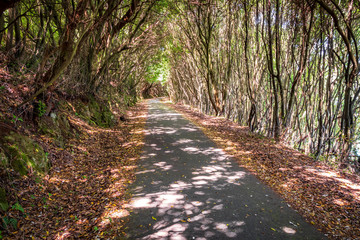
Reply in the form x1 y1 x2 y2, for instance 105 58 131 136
166 100 360 240
1 102 147 239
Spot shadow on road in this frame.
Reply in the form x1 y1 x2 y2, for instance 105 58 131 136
124 99 326 240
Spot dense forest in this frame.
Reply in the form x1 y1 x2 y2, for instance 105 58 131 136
0 0 360 238
166 0 360 170
1 0 360 169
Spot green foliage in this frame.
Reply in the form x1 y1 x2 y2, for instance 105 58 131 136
0 188 8 212
309 153 316 159
11 202 24 213
37 100 47 117
74 98 115 128
35 177 41 184
145 50 170 85
2 216 18 230
123 95 137 107
154 0 172 13
11 115 23 124
2 132 49 176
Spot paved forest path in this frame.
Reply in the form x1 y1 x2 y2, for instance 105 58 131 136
125 99 326 239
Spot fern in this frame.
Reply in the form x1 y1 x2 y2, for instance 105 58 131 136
2 217 18 230
11 203 24 213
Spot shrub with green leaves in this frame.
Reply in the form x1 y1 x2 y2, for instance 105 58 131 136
37 100 47 117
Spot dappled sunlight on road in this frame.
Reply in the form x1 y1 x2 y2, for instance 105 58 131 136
124 99 325 239
170 100 360 239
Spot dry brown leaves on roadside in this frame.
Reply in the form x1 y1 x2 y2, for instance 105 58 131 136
2 102 147 239
168 101 360 240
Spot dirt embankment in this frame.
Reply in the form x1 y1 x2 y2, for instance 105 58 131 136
0 94 147 239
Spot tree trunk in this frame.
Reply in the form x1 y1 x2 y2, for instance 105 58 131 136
0 13 4 44
5 8 14 51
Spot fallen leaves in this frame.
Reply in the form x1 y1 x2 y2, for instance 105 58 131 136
168 101 360 240
1 102 147 239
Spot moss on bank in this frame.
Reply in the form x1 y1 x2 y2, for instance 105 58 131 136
0 96 122 222
1 132 49 176
0 187 9 212
73 97 116 128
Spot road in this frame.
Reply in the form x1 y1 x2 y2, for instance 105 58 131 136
124 99 326 239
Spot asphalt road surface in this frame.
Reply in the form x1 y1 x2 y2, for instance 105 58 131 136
124 99 326 240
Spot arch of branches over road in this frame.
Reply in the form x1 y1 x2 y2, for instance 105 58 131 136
0 0 167 109
1 0 360 170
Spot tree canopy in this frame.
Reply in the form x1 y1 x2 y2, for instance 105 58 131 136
1 0 360 169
